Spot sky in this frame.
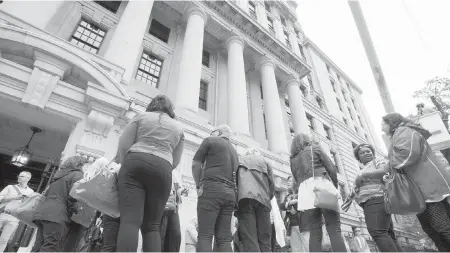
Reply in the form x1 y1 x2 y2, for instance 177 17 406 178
296 0 450 145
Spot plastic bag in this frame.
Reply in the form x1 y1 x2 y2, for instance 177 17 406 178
70 159 120 218
271 197 286 247
5 192 43 228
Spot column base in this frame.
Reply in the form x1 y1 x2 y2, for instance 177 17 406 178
175 107 210 128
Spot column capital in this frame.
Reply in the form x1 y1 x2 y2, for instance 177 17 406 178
284 78 301 88
259 56 276 69
187 6 208 23
226 35 245 50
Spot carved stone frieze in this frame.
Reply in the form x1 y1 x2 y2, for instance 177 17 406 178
85 109 114 137
75 144 105 162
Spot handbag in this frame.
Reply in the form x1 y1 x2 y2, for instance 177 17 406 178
383 166 426 215
70 160 120 218
5 192 44 228
298 146 340 212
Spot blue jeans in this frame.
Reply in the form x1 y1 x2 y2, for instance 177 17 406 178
196 195 235 252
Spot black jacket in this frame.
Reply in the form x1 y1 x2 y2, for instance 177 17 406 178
34 167 83 224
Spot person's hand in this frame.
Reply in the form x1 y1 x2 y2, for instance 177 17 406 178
289 199 298 205
354 175 363 188
181 188 189 196
13 195 25 201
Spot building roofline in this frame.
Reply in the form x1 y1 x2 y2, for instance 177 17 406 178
305 39 363 94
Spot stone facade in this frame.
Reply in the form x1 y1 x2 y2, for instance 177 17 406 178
0 0 421 251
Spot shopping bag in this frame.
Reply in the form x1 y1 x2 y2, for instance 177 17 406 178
384 168 425 215
271 197 286 247
70 169 120 218
5 192 43 228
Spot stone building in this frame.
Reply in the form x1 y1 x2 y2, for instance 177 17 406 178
0 0 420 251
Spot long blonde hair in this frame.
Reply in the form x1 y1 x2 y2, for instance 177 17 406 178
290 133 312 158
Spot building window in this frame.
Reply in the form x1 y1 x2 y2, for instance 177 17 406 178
290 127 295 137
149 20 170 43
267 17 275 33
324 125 332 140
365 133 368 140
248 1 257 19
306 113 314 131
343 118 348 126
331 80 336 92
337 75 343 84
300 85 307 97
285 99 291 115
352 98 357 110
299 44 305 58
70 20 106 54
199 80 208 110
280 16 287 27
94 1 121 13
316 97 323 109
136 52 163 88
202 50 210 67
354 126 359 133
264 2 271 13
352 142 358 149
307 74 313 87
294 29 300 39
358 116 364 128
348 107 354 120
336 98 343 111
326 64 331 74
342 91 348 102
283 30 290 47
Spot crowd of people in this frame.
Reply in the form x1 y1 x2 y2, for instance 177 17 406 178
1 94 450 252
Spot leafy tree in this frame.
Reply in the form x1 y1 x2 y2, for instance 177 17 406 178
413 76 450 131
414 76 450 164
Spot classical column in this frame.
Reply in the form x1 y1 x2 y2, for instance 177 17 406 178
226 36 250 135
103 0 154 83
175 7 208 112
260 58 288 153
285 79 310 135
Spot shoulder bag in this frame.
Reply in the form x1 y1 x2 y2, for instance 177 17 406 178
383 166 426 215
298 146 340 212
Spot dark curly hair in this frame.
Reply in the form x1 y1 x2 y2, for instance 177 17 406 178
146 95 175 119
353 143 375 162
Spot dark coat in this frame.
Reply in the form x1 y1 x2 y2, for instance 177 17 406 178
290 144 338 188
34 167 83 224
389 123 450 202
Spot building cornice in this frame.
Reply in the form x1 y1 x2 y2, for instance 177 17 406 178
199 1 310 78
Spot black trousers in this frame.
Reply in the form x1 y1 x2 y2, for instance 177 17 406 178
304 207 347 252
197 195 235 252
101 215 120 252
116 152 172 252
237 198 271 252
159 210 181 252
362 197 403 252
417 199 450 252
61 221 87 252
31 220 68 252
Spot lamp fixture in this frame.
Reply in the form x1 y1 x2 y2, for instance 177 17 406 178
11 126 42 167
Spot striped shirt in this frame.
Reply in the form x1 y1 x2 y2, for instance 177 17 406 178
354 158 387 204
